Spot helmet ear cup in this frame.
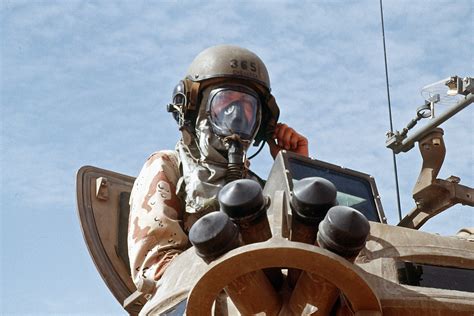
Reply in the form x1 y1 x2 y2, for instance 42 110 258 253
167 80 187 125
172 80 186 106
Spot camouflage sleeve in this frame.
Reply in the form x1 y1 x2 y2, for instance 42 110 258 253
128 150 188 291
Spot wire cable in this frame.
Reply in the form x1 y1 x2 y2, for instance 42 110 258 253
248 141 266 160
379 0 403 222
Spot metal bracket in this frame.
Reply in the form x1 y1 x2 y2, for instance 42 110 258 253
95 177 109 201
398 129 474 229
398 178 474 229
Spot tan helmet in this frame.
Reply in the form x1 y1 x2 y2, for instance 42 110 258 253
186 45 271 91
169 45 279 145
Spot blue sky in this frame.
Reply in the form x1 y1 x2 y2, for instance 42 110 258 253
1 0 472 314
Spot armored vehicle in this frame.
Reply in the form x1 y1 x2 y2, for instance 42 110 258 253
77 76 473 315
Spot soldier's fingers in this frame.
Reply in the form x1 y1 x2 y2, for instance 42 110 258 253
272 123 283 138
296 136 309 156
282 127 295 150
290 132 300 150
275 123 289 146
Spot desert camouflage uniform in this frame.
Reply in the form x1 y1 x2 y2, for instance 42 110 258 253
128 146 261 295
128 150 188 288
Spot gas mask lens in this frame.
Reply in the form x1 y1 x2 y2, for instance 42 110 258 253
208 88 261 140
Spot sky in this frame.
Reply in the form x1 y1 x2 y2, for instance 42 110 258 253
1 0 473 314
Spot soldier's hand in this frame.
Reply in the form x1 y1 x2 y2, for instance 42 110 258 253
268 123 309 159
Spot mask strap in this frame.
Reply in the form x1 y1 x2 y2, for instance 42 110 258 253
183 79 201 111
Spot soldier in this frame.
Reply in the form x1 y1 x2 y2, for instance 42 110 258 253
127 45 309 297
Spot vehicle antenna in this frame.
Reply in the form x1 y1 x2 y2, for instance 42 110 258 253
379 0 403 222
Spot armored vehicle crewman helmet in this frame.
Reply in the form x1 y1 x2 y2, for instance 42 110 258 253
186 45 271 90
169 45 280 146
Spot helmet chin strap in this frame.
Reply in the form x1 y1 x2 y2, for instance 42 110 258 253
223 134 251 183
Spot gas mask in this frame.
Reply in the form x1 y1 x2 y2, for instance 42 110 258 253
206 85 262 182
